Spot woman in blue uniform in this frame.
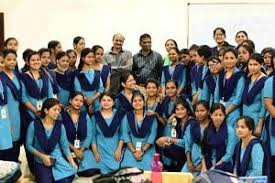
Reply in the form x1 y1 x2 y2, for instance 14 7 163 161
91 92 124 174
263 55 275 182
201 103 237 173
91 45 111 92
54 51 74 107
0 71 13 159
26 98 77 183
121 92 157 170
161 47 186 95
21 51 54 173
0 49 22 162
191 45 211 105
210 27 235 57
214 47 245 128
199 57 222 107
242 53 267 137
156 98 197 171
115 72 137 112
237 44 253 75
234 116 268 178
61 92 99 176
182 100 210 175
74 48 104 114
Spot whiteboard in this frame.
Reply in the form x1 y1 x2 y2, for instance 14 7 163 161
187 3 275 52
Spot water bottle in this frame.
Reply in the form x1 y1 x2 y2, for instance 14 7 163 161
150 153 163 183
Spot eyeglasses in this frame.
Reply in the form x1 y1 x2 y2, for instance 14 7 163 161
208 62 220 68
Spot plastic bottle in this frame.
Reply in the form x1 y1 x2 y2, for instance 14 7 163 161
150 153 163 183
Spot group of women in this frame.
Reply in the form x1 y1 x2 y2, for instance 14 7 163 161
0 27 275 183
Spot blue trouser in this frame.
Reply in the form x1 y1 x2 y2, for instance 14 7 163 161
34 163 75 183
0 141 20 162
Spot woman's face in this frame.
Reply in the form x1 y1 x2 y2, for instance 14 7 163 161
189 50 199 63
195 104 208 122
175 104 188 119
223 51 237 69
208 60 222 74
248 59 261 75
145 82 158 98
29 54 41 70
68 51 77 67
214 30 225 45
95 48 104 63
54 43 63 55
4 53 17 71
263 52 272 67
83 52 95 66
168 49 179 63
40 51 50 67
210 109 225 129
57 55 69 71
6 39 18 51
45 104 61 120
0 56 4 72
236 119 252 139
70 94 84 110
123 75 136 90
75 39 85 53
238 46 250 64
165 40 176 52
235 32 248 45
165 81 177 98
100 95 114 110
132 95 144 110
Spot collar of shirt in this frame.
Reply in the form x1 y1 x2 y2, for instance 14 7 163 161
137 49 153 57
108 47 124 54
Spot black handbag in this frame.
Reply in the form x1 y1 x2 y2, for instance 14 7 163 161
93 167 150 183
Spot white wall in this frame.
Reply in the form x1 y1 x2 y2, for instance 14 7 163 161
1 0 274 68
0 0 188 68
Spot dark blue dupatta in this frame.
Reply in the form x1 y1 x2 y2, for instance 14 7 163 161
34 119 62 154
243 76 267 105
126 111 155 138
204 121 233 172
218 70 243 102
163 64 185 82
21 72 49 99
101 65 111 87
159 96 176 119
0 76 8 106
61 111 87 144
94 110 124 137
116 92 134 112
77 70 100 91
0 72 22 102
205 75 216 95
234 138 269 178
191 64 204 90
55 71 74 92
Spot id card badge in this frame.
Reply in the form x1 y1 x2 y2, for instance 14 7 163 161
1 107 7 119
37 100 43 111
220 97 225 106
171 128 177 138
53 94 58 99
136 141 142 151
74 139 80 149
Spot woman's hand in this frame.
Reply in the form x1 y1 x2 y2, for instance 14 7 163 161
156 137 168 147
114 149 122 161
41 154 53 167
93 151 101 163
74 149 84 161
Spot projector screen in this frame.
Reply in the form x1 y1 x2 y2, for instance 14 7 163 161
187 2 275 52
